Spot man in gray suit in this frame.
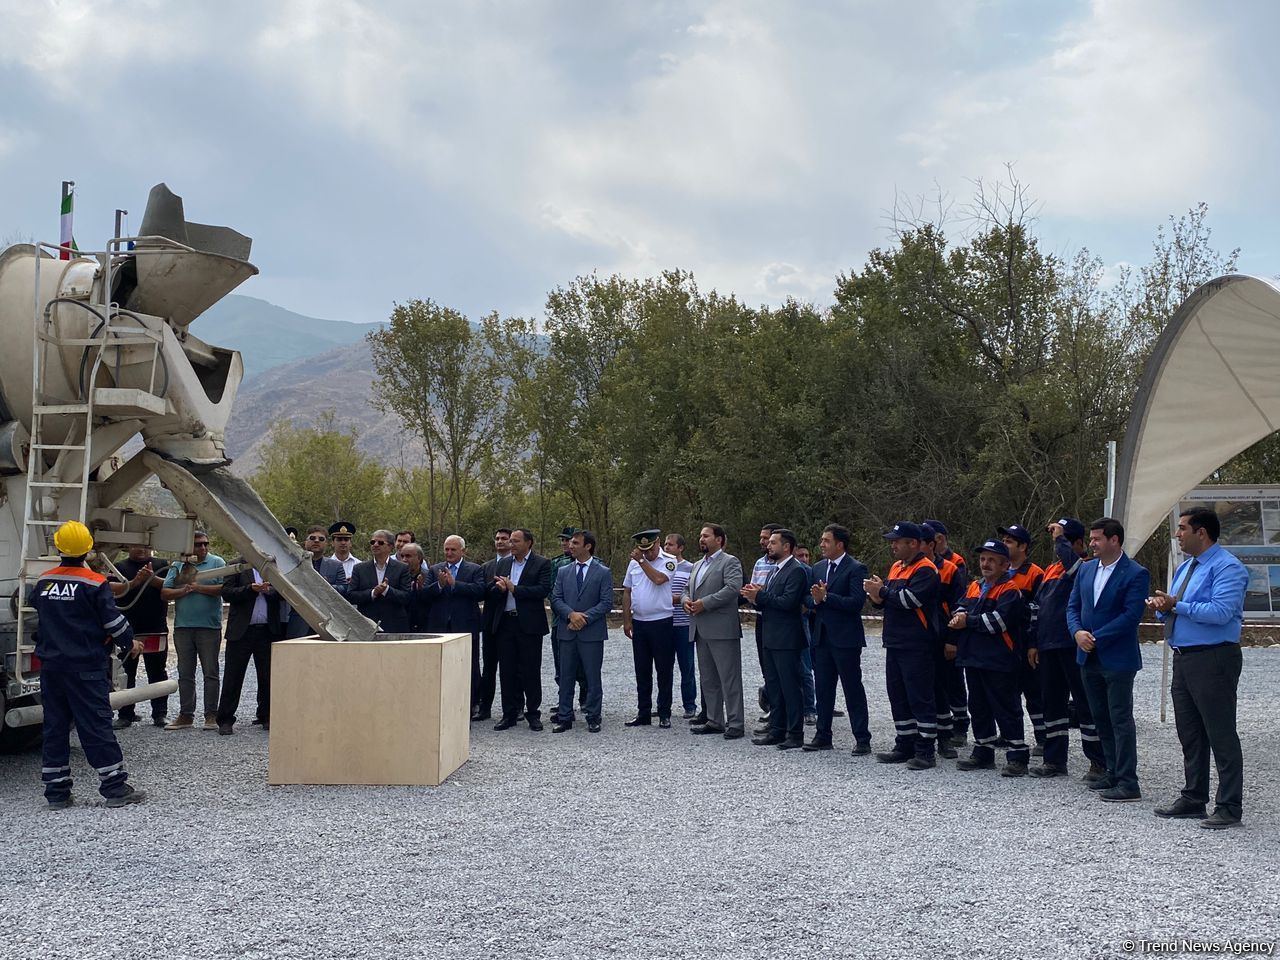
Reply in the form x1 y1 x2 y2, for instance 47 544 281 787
681 523 746 739
550 530 614 733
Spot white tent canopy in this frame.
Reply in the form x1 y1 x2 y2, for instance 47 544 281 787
1114 274 1280 554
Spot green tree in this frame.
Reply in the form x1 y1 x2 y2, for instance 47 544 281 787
368 300 536 552
251 412 388 532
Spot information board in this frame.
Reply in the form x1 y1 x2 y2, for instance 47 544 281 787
1176 486 1280 619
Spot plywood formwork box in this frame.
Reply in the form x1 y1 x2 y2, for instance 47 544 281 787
268 633 471 786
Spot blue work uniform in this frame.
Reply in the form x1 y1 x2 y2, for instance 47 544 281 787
952 574 1029 765
32 563 136 802
879 553 940 758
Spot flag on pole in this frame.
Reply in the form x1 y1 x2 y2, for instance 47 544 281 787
59 181 78 260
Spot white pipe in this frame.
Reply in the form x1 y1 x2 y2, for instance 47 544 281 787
4 678 177 728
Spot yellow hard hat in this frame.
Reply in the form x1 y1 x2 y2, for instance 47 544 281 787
53 520 94 556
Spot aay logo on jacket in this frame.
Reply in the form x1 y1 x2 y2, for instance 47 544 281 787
39 580 82 600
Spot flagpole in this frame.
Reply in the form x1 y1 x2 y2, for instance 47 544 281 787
59 180 75 260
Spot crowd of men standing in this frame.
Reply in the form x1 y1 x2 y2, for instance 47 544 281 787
89 509 1251 829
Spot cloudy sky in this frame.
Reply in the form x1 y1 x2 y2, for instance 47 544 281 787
1 0 1276 325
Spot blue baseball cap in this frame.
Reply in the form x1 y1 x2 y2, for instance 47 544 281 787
976 538 1011 559
917 522 938 542
998 524 1033 545
923 519 948 536
1056 517 1087 542
883 521 925 541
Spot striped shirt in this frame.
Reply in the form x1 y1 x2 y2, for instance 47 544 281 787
671 559 694 626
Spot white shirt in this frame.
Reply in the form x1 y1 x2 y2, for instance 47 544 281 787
332 553 359 579
624 551 677 621
1093 555 1122 604
694 550 723 590
505 554 528 613
250 568 270 625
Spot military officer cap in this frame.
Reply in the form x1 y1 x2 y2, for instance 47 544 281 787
632 529 661 549
558 526 577 541
328 520 356 537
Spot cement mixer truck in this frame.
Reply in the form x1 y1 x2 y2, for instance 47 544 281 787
0 184 377 747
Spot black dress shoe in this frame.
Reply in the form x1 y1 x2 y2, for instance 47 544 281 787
552 722 572 733
473 710 492 722
494 717 519 731
851 741 871 756
1154 798 1207 819
777 738 804 751
1099 787 1142 803
693 713 708 725
588 721 602 733
625 716 652 727
1200 809 1242 830
528 719 544 732
752 734 785 746
658 717 671 728
722 728 744 740
690 724 724 735
802 740 833 752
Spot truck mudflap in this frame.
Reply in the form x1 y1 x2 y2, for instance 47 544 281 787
141 450 378 643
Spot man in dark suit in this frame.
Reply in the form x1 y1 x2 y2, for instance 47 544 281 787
741 528 810 750
803 523 870 754
550 530 614 733
345 528 413 633
488 528 552 730
397 541 431 630
216 561 285 734
424 534 487 708
1067 517 1151 803
286 525 349 639
475 529 513 720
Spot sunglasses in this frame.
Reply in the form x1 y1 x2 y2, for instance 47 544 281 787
306 535 326 542
194 543 209 549
370 539 389 546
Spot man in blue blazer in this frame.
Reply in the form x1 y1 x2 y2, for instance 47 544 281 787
742 528 810 749
802 523 870 754
550 530 614 733
423 535 487 710
1067 517 1151 803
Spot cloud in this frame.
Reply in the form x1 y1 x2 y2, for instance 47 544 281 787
897 0 1257 217
0 0 1272 326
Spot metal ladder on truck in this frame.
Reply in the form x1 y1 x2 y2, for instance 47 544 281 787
12 244 165 694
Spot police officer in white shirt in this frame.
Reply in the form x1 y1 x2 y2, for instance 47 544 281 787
623 529 680 728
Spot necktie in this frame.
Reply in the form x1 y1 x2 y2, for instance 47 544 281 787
829 559 839 578
450 563 458 579
577 562 587 589
1162 558 1200 643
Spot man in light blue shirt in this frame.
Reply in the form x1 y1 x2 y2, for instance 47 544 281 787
1148 507 1249 830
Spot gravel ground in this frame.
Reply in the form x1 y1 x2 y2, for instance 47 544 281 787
1 630 1277 959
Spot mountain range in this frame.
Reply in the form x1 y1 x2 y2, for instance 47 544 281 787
194 294 423 473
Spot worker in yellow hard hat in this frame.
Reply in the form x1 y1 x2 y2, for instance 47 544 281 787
32 520 146 809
